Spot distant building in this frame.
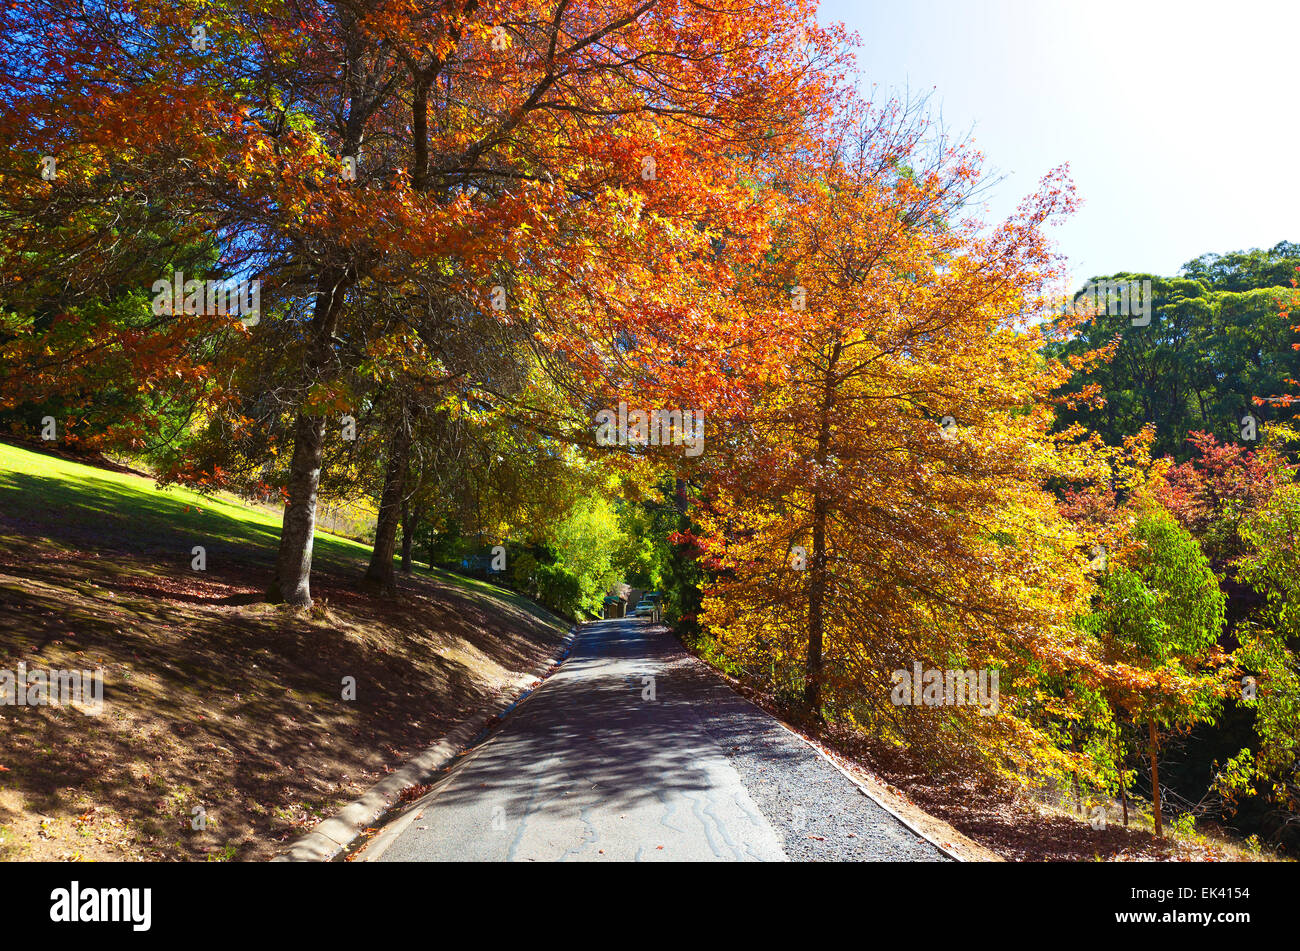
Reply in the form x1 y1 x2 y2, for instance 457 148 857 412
605 583 643 619
602 594 626 619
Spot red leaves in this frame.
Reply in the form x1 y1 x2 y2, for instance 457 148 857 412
1157 431 1295 560
398 783 434 804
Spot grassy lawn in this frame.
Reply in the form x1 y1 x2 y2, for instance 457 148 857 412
0 442 567 861
0 441 374 569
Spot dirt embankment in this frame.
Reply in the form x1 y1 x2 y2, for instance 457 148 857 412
0 448 568 861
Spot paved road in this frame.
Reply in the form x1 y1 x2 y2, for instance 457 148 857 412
361 618 948 862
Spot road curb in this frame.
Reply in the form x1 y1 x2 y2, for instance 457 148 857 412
272 623 582 862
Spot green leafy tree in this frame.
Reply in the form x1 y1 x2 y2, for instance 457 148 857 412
549 497 628 616
1222 483 1300 849
1082 505 1229 835
1049 245 1300 460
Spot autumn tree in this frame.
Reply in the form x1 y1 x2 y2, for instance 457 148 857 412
1 0 848 606
693 109 1103 780
1158 431 1296 568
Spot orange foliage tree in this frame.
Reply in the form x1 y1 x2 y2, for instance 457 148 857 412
692 110 1105 778
0 0 849 605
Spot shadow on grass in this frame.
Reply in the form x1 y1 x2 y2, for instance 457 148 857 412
0 468 367 571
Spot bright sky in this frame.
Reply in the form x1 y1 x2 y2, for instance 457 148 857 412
816 0 1300 285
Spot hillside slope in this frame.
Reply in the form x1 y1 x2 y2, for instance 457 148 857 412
0 442 568 860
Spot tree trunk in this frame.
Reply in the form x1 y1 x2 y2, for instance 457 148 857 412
267 44 365 607
805 490 827 717
400 498 415 573
1148 719 1162 837
1069 722 1082 813
267 267 351 607
804 340 841 720
268 413 327 607
362 413 411 597
1117 725 1130 826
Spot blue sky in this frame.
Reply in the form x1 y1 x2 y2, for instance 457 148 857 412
816 0 1300 285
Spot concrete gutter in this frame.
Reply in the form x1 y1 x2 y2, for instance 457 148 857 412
273 624 581 862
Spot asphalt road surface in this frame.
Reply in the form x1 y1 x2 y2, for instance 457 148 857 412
361 617 949 862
